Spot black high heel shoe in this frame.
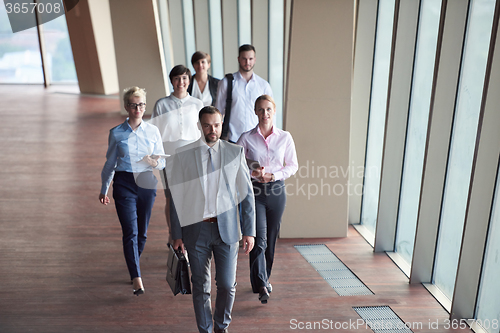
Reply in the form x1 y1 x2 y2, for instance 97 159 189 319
132 277 144 296
133 288 145 296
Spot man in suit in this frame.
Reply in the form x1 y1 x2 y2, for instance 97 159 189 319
168 106 256 333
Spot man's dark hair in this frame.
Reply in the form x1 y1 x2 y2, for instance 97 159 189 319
198 106 222 121
169 64 192 83
238 44 255 56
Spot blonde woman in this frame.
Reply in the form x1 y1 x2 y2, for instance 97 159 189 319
237 95 298 303
99 87 165 295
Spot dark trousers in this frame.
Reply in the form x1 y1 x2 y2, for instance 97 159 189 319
113 171 157 279
249 180 286 293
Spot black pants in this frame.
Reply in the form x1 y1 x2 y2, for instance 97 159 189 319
249 180 286 293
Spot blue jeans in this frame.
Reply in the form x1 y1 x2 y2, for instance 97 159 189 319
113 171 157 279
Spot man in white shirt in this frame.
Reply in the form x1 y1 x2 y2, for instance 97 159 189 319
215 44 273 143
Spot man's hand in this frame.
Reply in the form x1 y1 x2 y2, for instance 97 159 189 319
99 193 110 205
173 238 185 253
241 236 255 255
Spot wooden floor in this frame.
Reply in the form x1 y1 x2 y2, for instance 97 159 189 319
0 85 470 333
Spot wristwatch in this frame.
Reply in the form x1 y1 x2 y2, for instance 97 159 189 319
271 174 275 182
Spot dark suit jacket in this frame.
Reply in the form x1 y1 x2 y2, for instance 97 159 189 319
187 74 220 107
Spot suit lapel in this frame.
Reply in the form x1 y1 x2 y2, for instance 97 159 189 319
218 140 226 194
195 145 205 195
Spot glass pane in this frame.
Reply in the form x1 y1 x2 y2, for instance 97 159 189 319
41 14 77 83
208 0 224 79
158 0 174 84
182 0 196 73
395 0 442 265
433 0 496 300
238 0 251 45
0 5 43 83
476 168 500 333
360 0 396 236
268 0 284 129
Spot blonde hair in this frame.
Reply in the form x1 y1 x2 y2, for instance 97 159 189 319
254 94 276 110
123 86 146 107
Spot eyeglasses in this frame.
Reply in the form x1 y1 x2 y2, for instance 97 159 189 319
128 103 146 109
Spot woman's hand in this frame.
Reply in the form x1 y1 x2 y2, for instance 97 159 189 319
99 193 110 205
260 172 274 183
251 166 265 180
142 155 160 167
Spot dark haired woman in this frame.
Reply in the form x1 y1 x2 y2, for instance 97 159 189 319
151 65 204 243
187 51 220 107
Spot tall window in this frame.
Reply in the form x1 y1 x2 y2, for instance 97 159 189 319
395 0 442 265
182 0 196 73
476 166 500 333
360 0 396 238
268 0 284 128
237 0 251 45
208 0 224 79
433 0 496 300
41 15 77 83
0 6 43 83
0 3 76 84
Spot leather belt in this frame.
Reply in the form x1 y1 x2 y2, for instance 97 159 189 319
203 217 218 223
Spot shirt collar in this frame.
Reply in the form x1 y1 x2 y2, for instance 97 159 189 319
202 139 220 153
170 94 190 103
124 118 145 131
255 125 279 138
235 71 255 82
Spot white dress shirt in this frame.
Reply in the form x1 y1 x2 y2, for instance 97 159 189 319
192 79 212 107
201 140 221 218
150 94 203 154
215 72 273 142
237 125 298 181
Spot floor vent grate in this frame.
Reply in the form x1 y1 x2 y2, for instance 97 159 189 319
353 306 413 333
294 244 373 296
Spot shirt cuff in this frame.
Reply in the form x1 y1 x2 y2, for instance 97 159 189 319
273 171 284 181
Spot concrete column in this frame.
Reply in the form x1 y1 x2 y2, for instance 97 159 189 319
222 0 239 74
65 0 119 95
109 0 169 115
281 0 353 238
252 0 269 81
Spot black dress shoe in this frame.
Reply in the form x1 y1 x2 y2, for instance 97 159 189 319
214 328 228 333
259 286 269 304
267 283 272 293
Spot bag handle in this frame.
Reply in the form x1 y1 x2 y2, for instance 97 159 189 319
221 73 234 140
